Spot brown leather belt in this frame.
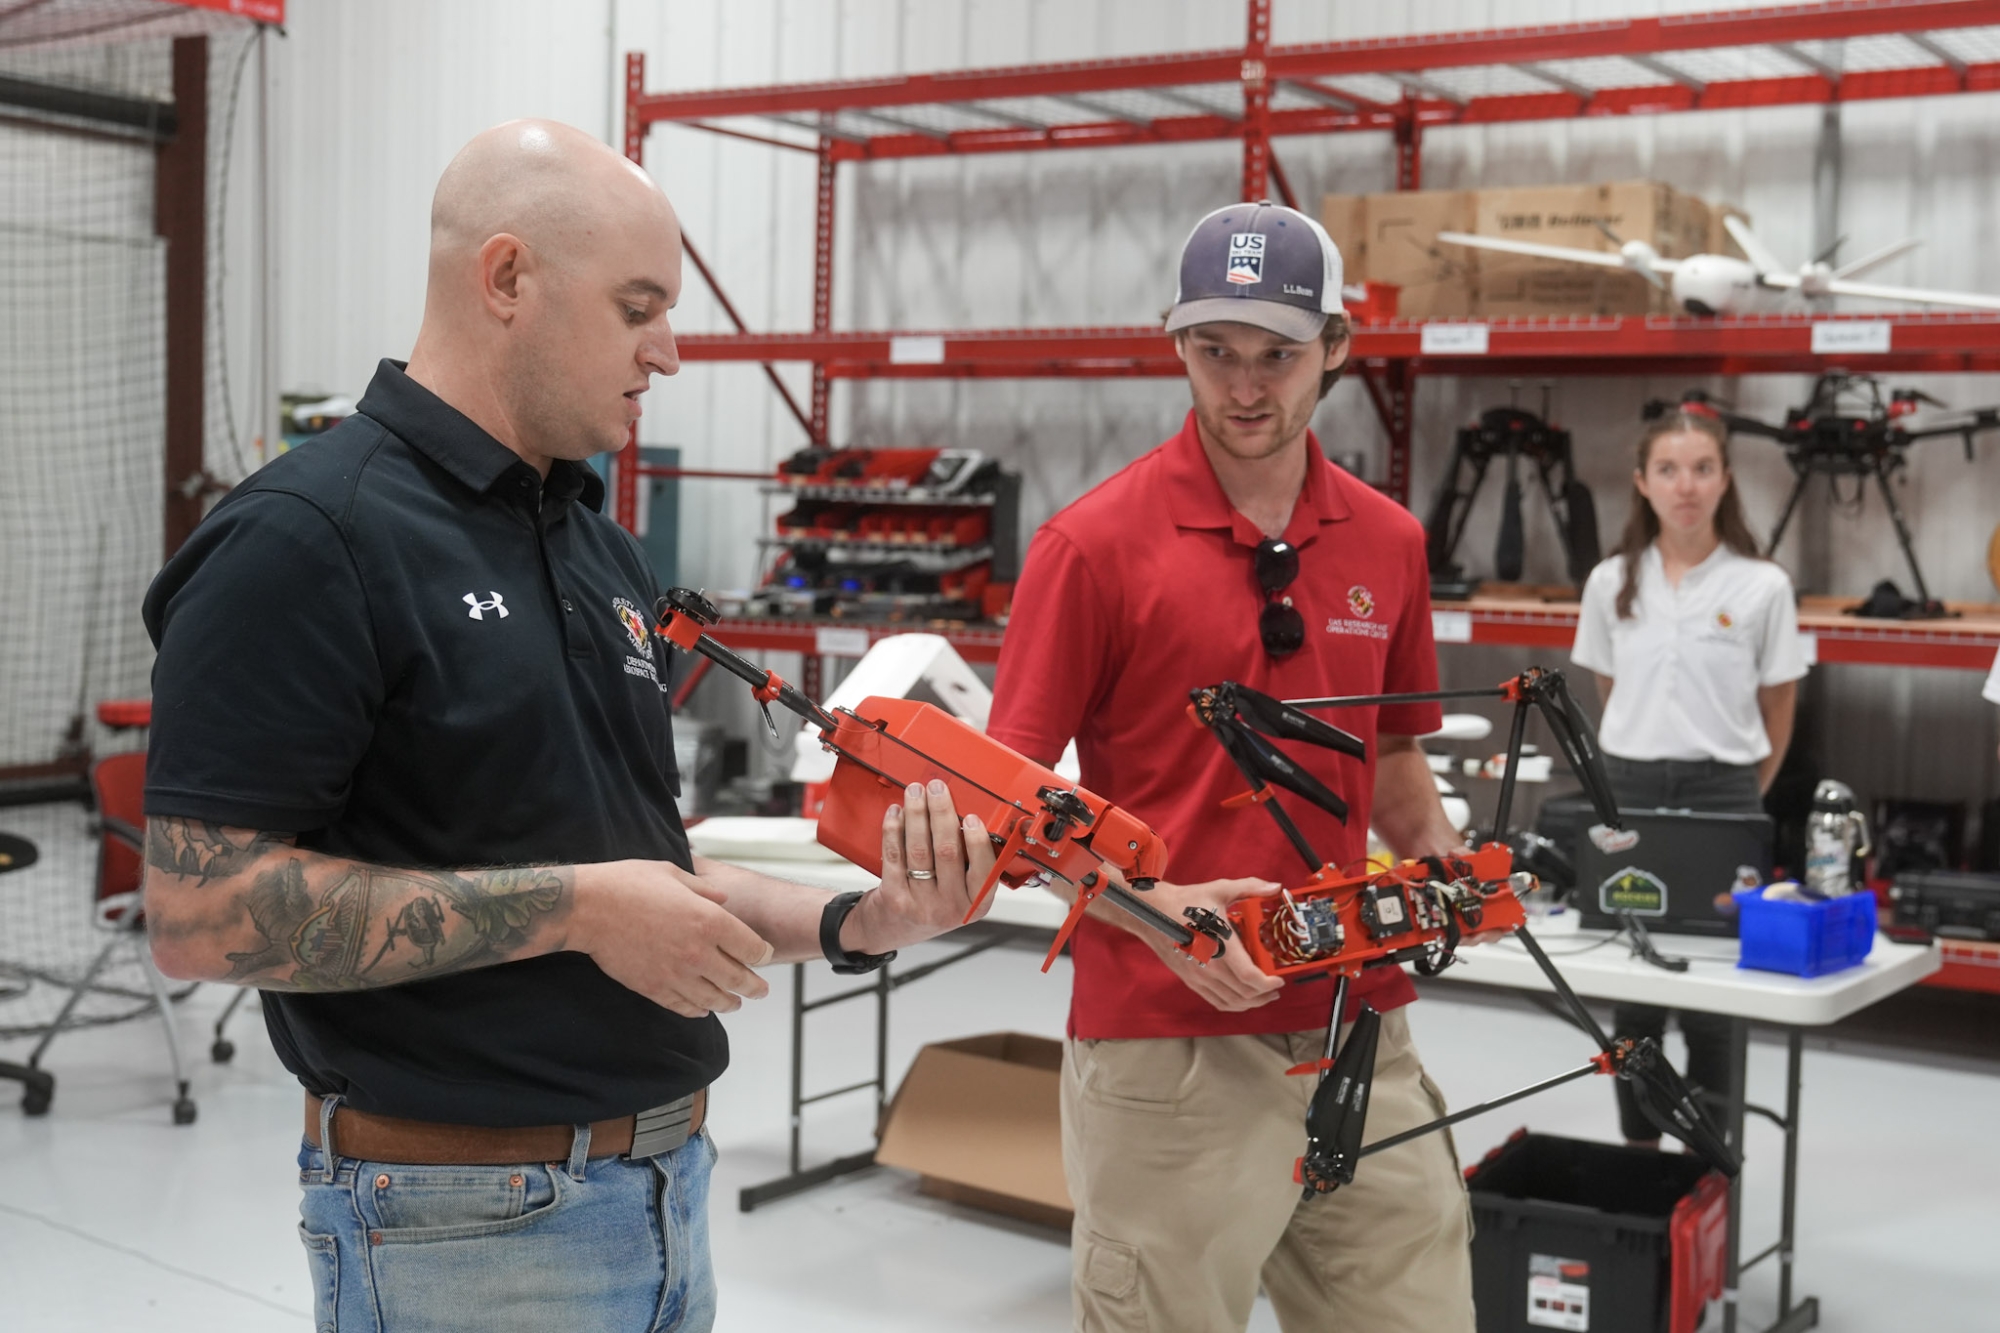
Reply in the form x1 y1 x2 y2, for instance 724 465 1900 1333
305 1088 706 1166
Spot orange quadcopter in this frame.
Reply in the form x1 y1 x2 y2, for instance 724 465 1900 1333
653 589 1738 1193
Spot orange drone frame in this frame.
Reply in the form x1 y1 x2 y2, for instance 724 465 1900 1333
654 588 1737 1194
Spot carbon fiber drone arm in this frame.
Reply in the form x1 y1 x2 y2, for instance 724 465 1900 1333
1642 391 1788 442
1901 406 2000 460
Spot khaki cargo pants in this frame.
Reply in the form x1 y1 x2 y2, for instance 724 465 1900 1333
1062 1007 1475 1333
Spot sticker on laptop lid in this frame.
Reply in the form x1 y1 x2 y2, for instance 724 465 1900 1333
1598 868 1667 917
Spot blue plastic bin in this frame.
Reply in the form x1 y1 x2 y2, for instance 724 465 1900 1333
1731 885 1875 978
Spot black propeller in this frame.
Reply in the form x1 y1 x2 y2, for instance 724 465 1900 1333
1521 670 1621 830
1300 1004 1383 1195
1228 683 1366 760
1623 1038 1741 1177
1212 716 1351 824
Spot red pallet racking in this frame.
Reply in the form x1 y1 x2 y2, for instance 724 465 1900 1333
619 0 2000 673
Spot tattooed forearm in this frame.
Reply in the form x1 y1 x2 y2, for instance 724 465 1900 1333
145 819 289 885
143 817 573 992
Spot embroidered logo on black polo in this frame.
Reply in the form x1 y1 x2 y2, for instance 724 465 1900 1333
462 591 508 621
613 597 667 691
613 598 652 659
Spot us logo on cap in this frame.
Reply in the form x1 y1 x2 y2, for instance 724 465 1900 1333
1226 233 1264 285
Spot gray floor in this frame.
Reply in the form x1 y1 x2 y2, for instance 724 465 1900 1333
3 932 1999 1331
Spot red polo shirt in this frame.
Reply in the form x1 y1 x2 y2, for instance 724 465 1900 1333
988 411 1443 1040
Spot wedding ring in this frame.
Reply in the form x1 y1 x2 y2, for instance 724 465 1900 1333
907 869 936 880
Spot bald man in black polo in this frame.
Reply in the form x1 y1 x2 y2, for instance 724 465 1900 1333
141 120 994 1332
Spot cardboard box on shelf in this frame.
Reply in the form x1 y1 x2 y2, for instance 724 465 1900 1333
1363 189 1478 318
874 1032 1072 1230
1320 192 1367 281
1469 181 1712 318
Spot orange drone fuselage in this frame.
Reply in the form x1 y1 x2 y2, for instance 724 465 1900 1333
811 695 1169 912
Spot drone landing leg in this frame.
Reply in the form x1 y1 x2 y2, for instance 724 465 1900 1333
1871 458 1940 610
1766 469 1813 560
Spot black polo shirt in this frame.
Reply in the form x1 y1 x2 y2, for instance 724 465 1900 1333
142 359 724 1127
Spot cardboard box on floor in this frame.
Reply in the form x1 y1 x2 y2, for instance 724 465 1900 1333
874 1032 1072 1230
1470 181 1712 317
1363 189 1478 318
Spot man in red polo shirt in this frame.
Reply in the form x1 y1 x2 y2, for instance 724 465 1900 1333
988 203 1474 1332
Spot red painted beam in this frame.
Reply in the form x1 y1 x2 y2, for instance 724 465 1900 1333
634 1 2000 125
1262 1 2000 82
675 315 2000 377
796 57 2000 163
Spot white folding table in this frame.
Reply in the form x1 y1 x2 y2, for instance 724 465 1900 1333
1430 916 1939 1333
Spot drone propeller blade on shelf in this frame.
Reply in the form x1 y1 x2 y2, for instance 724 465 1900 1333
1823 277 2000 312
1831 237 1919 281
1495 447 1525 582
1230 685 1367 760
1215 719 1351 824
1561 479 1600 585
1435 231 1679 273
1723 215 1787 276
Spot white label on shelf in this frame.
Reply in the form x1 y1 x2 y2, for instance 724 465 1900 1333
1420 323 1490 355
1810 321 1891 354
814 626 872 657
1799 631 1818 666
1432 609 1474 643
889 335 946 364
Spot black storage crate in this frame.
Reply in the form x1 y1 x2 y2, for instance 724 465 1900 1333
1467 1132 1726 1333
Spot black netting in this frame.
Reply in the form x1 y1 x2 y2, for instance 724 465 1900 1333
0 19 257 1040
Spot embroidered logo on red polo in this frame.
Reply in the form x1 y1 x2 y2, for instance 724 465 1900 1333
1324 585 1388 641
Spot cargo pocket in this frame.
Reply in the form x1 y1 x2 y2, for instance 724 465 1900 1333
1419 1068 1476 1246
1076 1036 1198 1115
298 1225 338 1333
1076 1230 1147 1333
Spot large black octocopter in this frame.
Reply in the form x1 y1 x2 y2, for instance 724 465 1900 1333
1190 667 1740 1196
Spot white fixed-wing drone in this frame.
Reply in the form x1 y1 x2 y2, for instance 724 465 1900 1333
1437 216 2000 317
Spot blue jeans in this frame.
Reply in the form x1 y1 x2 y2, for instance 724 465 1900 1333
296 1118 717 1333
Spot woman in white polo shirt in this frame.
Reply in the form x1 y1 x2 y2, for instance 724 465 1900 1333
1571 404 1808 1146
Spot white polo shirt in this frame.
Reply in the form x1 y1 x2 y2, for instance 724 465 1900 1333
1571 544 1808 765
1985 648 2000 704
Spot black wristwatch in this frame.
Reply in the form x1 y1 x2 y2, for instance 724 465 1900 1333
820 891 897 975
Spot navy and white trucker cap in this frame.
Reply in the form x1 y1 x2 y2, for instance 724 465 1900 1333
1165 202 1344 342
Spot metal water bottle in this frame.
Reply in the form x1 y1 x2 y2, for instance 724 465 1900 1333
1803 780 1871 898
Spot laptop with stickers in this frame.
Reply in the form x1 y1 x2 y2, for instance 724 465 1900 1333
1574 809 1776 937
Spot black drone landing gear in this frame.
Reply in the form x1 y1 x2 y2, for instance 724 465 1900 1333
1424 387 1600 598
1768 459 1950 619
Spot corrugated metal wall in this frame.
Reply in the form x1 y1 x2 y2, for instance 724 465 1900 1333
256 0 2000 829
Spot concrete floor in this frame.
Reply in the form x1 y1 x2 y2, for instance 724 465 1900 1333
3 931 1999 1331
